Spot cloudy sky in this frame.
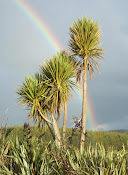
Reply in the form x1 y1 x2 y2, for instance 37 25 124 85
0 0 128 131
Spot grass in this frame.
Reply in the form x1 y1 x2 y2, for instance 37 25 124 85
0 124 128 174
0 117 128 174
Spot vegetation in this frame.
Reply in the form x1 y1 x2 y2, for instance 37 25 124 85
16 51 77 148
2 126 128 151
1 16 127 174
68 17 104 152
0 125 128 174
40 51 77 146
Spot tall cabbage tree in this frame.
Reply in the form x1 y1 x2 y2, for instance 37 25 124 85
68 17 103 152
40 51 77 145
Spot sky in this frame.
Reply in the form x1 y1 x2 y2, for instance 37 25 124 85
0 0 128 131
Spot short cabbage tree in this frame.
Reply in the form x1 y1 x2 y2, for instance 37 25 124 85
40 51 77 145
16 73 61 148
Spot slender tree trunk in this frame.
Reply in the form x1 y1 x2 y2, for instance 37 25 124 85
62 101 67 147
37 107 61 147
46 122 55 140
56 102 61 124
51 114 61 148
80 58 87 153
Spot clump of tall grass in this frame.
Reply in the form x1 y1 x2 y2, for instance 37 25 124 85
1 138 128 174
43 142 127 174
68 143 128 174
0 109 11 174
0 116 128 174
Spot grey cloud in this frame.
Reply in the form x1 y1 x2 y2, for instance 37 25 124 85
120 25 128 35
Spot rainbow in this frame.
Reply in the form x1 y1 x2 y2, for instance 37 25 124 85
13 0 63 53
13 0 97 130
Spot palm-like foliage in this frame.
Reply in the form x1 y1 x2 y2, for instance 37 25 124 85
68 17 103 152
40 51 77 122
69 17 103 79
16 73 51 125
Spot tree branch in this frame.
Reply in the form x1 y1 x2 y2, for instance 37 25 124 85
37 107 52 124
